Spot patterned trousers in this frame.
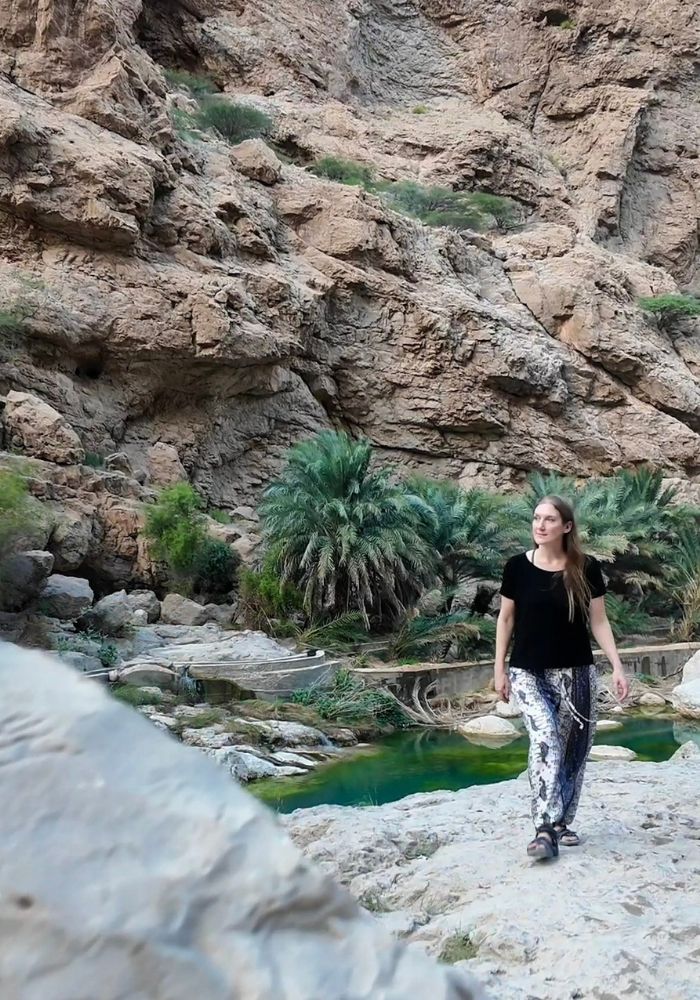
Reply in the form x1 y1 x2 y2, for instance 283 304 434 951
509 665 597 829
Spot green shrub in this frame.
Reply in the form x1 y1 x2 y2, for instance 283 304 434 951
604 594 654 641
638 294 700 322
210 508 232 524
389 611 496 662
239 560 304 629
378 181 517 232
412 105 428 114
84 452 105 469
559 18 575 29
0 470 32 551
439 933 478 964
290 669 410 729
310 156 374 187
144 482 206 580
56 629 119 668
195 98 272 144
169 106 199 140
163 69 217 95
112 685 162 707
183 708 223 728
193 537 239 596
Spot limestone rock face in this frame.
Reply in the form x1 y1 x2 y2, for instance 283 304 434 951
0 550 54 612
3 392 84 465
1 0 700 583
0 643 482 1000
670 678 700 720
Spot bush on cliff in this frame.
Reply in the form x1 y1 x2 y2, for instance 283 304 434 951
195 98 272 144
144 483 238 597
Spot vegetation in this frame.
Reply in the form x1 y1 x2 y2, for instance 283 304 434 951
378 180 517 232
83 452 105 469
57 629 120 668
144 483 238 596
111 685 162 707
290 669 411 729
412 104 429 114
209 508 232 524
253 431 700 652
388 611 496 661
163 69 218 96
239 559 304 630
439 933 478 964
194 98 272 144
261 431 435 622
638 294 700 324
0 470 33 552
307 159 518 232
310 156 374 187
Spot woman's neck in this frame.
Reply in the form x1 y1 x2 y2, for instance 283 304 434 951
533 541 567 567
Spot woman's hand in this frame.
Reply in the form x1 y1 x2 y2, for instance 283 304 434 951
612 667 629 701
495 667 510 702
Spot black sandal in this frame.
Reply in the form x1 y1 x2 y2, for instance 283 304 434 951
527 823 559 860
554 824 580 847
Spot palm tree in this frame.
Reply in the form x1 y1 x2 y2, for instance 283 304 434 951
260 431 436 622
663 526 700 640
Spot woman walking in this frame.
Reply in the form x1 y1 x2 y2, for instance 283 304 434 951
495 495 629 860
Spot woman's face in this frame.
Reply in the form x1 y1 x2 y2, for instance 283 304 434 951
532 502 572 546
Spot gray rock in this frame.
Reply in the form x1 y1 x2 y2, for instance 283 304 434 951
210 747 305 780
81 590 132 635
118 663 178 689
0 643 479 999
671 740 700 761
0 549 54 611
671 678 700 719
125 589 161 623
638 692 666 707
680 648 700 685
104 452 132 474
161 593 234 627
39 574 94 620
56 650 104 673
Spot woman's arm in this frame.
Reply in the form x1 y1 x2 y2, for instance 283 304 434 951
494 597 515 701
589 596 629 700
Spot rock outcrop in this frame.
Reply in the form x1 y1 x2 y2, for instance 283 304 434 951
0 642 481 999
286 748 700 1000
0 0 699 588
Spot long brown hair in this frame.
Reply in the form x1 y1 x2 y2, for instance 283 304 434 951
536 495 591 621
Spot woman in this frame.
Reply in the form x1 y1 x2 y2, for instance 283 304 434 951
494 495 629 860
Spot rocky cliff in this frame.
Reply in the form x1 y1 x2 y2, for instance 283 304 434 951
1 0 699 586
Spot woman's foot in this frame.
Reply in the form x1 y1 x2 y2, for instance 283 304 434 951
554 824 580 847
526 824 559 860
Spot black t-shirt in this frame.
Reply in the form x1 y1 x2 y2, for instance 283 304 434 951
499 552 606 672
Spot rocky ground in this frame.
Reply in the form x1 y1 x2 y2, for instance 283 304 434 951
285 745 700 1000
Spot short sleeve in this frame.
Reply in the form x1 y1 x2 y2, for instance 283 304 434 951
586 556 606 598
500 557 517 599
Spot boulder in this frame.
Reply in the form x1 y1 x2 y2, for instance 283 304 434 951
3 391 84 464
146 442 187 487
671 741 700 761
39 574 94 620
81 590 133 635
596 719 623 731
229 139 282 185
104 452 133 474
0 550 54 611
670 678 700 720
494 699 522 719
638 692 667 707
49 507 94 572
458 716 520 738
125 589 161 623
588 745 637 761
118 663 178 689
0 643 480 998
209 746 306 781
56 650 104 673
680 649 700 685
161 593 233 627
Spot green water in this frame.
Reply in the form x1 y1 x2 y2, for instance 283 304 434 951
253 716 689 814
